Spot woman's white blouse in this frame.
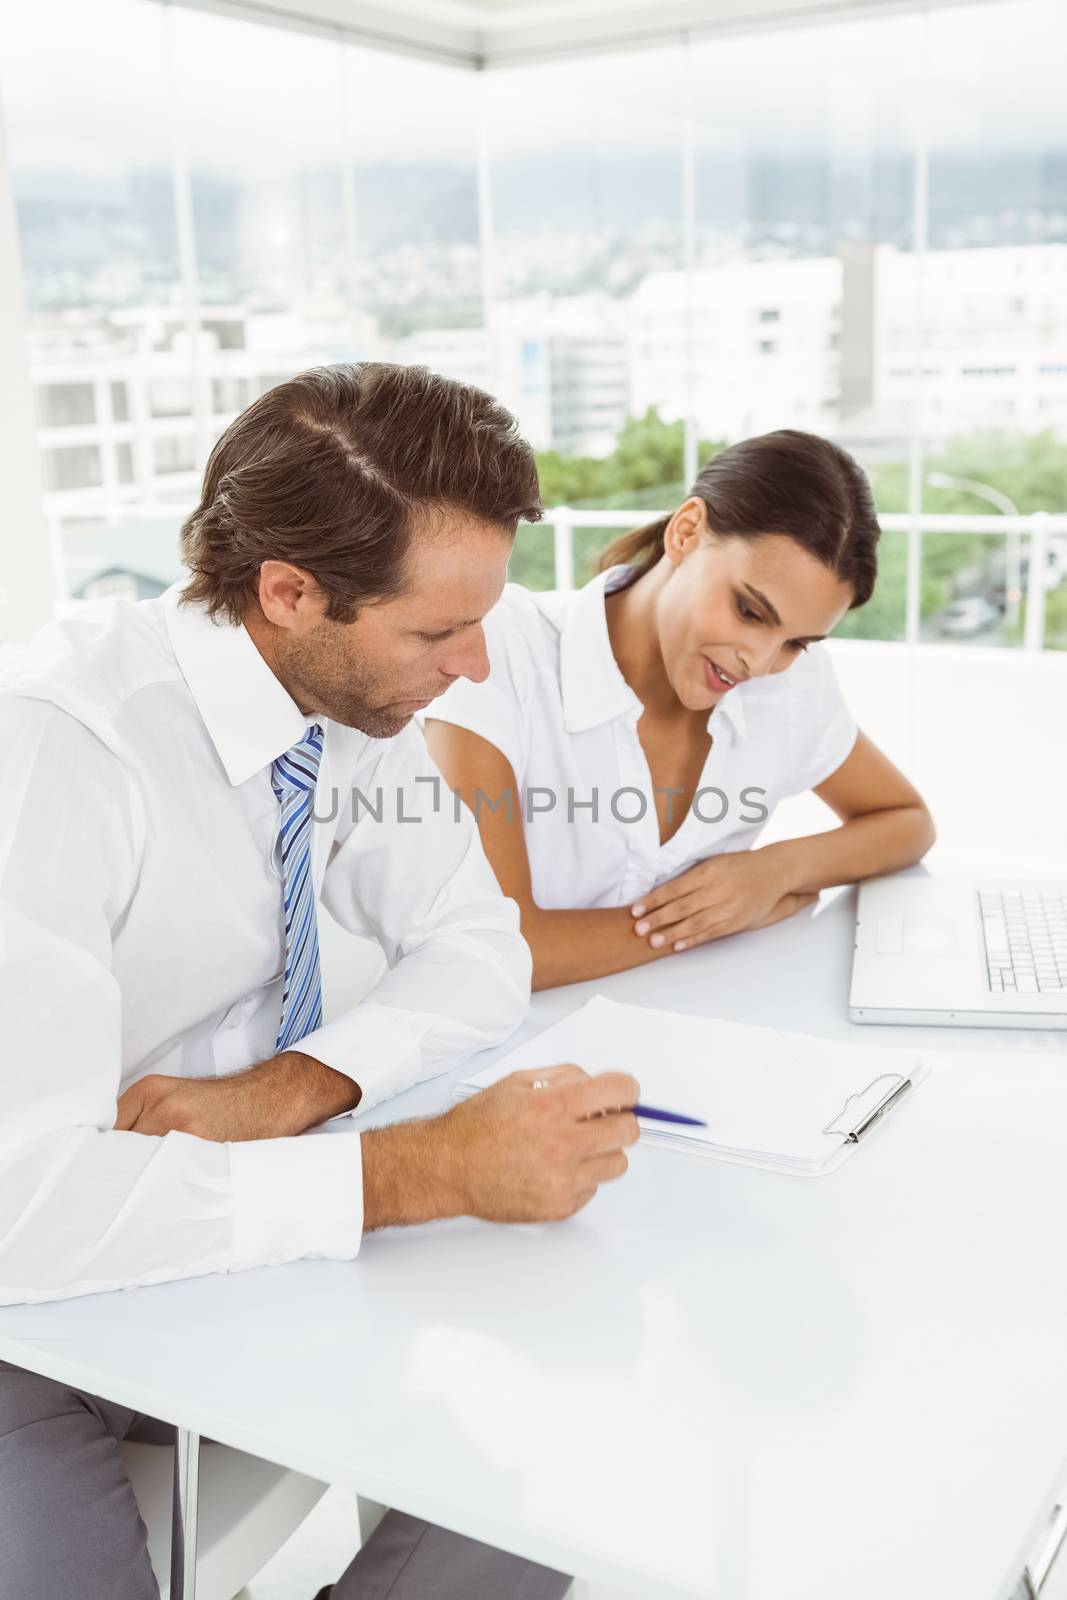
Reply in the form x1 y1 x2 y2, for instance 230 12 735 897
431 565 858 911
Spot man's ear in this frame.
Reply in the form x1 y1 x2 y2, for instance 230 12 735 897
256 562 326 630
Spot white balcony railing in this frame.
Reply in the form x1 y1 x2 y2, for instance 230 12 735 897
49 502 1067 652
540 507 1067 652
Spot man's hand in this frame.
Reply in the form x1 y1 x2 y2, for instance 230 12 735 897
630 849 817 952
114 1052 361 1141
362 1064 640 1230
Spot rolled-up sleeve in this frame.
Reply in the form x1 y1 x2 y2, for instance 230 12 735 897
303 722 531 1111
0 700 364 1306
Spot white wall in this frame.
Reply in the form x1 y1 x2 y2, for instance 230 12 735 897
764 640 1067 870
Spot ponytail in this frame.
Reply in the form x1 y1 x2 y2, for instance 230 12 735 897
596 516 669 580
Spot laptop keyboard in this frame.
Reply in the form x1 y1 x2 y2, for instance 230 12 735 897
980 888 1067 993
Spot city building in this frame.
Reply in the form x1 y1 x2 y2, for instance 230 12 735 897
875 242 1067 439
629 242 1067 453
27 243 1067 552
628 255 843 441
389 293 630 456
30 303 372 520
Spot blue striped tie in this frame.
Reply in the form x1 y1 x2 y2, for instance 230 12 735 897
272 724 325 1052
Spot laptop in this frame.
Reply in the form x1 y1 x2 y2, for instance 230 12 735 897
850 876 1067 1029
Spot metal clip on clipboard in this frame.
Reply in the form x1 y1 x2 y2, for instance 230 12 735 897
821 1072 914 1145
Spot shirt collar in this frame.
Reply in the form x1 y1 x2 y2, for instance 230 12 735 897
558 567 642 733
715 673 748 740
558 564 747 741
163 584 316 786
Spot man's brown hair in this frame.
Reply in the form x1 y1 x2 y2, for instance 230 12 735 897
180 362 542 625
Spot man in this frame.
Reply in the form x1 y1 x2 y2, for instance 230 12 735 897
0 363 639 1599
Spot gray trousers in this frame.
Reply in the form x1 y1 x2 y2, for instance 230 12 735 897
0 1361 571 1600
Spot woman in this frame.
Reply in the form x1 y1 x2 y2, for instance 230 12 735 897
426 429 934 990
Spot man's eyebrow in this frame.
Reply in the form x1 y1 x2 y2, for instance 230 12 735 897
741 582 826 643
415 618 481 634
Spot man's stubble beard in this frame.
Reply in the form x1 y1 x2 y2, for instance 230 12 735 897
341 702 416 740
280 620 418 740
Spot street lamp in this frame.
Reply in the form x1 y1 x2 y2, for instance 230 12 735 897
926 471 1022 626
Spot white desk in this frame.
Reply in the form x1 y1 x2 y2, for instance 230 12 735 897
3 878 1067 1600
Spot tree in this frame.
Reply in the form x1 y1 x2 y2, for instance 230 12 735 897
512 409 725 590
534 409 725 510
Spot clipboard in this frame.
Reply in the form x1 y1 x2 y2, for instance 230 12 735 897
454 995 929 1178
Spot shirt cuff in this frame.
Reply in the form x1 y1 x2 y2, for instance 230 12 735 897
229 1130 364 1269
296 1001 429 1114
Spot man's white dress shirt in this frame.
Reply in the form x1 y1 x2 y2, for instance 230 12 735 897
0 587 530 1305
432 566 858 911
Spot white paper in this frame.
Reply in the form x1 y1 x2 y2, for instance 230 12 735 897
455 996 927 1176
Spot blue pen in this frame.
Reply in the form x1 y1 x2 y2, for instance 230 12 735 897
632 1102 707 1128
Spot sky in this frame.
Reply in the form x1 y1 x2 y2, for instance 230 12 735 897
1 0 1065 177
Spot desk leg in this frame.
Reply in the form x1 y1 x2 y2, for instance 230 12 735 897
171 1427 200 1600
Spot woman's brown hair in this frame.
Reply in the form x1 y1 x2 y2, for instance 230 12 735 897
181 362 542 625
596 429 880 607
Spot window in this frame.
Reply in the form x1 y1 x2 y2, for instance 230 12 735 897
149 379 193 419
3 0 481 600
685 14 925 640
919 1 1067 650
153 436 196 475
484 45 685 585
3 0 1066 648
202 319 245 350
211 377 249 414
43 445 103 492
36 383 95 428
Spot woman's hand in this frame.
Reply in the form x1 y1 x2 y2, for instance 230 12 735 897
630 735 934 957
630 848 817 952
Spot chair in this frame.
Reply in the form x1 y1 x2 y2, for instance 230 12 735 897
115 926 399 1596
120 1439 329 1600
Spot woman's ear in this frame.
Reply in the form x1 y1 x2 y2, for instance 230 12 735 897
663 497 712 566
